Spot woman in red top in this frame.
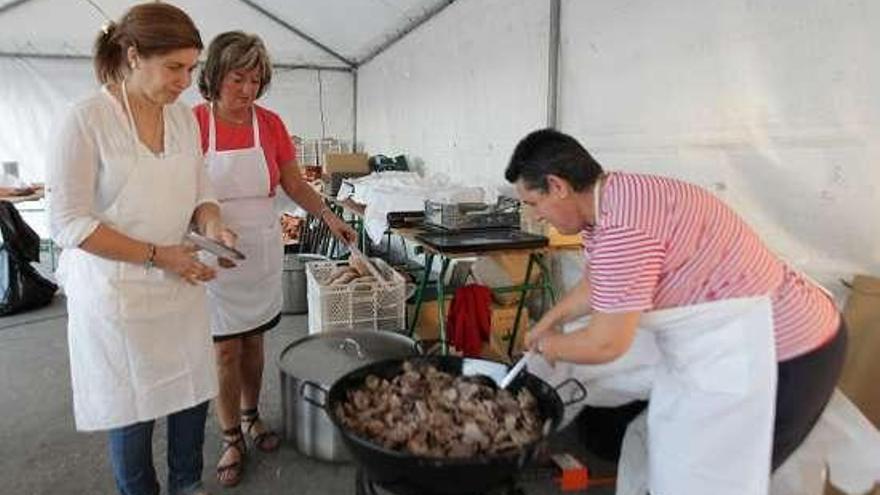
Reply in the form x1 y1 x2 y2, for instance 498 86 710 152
194 31 355 487
506 129 846 495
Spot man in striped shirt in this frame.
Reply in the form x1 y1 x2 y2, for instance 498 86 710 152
506 129 846 480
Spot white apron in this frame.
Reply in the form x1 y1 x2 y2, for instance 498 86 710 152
57 82 217 431
203 104 282 337
627 296 777 495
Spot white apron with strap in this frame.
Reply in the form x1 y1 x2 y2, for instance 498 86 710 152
616 296 778 495
56 82 217 431
203 104 282 336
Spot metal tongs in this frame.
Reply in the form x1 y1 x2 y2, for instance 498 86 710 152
347 242 393 290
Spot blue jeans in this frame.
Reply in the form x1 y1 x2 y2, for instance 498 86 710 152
108 401 209 495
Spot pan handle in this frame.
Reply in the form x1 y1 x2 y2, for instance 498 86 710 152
299 380 329 409
554 378 588 407
413 338 426 355
413 338 450 356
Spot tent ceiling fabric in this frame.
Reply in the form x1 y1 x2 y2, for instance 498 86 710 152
0 0 450 67
255 0 451 64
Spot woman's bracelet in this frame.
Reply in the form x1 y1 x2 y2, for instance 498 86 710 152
144 243 157 270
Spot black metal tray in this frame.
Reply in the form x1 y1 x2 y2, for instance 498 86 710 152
414 229 548 253
386 210 424 228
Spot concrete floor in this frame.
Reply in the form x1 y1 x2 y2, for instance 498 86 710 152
0 294 615 495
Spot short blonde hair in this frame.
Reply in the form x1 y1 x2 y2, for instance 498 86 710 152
198 31 272 101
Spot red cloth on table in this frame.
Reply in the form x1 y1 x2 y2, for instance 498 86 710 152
445 284 493 357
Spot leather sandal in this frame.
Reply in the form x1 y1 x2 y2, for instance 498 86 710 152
241 408 281 453
216 426 246 487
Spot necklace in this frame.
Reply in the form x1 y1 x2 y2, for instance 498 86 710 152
119 83 164 154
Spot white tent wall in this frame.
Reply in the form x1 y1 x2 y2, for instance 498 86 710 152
0 0 876 290
356 0 549 186
0 58 353 235
260 68 353 142
0 62 353 181
356 0 879 294
0 58 95 185
559 0 880 293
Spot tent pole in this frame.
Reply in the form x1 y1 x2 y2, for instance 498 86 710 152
547 0 561 129
236 0 355 68
0 51 91 61
352 69 358 151
0 0 35 16
0 51 350 73
356 0 456 67
274 64 352 72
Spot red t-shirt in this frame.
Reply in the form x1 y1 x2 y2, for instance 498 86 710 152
582 172 839 361
192 103 296 195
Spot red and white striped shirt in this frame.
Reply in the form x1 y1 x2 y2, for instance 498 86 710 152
582 172 839 361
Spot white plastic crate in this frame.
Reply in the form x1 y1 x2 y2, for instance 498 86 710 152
306 258 406 333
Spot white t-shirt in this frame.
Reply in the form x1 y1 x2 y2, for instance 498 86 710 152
47 86 215 248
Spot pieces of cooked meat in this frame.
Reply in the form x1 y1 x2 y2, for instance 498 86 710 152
335 360 543 457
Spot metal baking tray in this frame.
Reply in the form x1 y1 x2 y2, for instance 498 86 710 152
414 229 548 253
423 196 520 232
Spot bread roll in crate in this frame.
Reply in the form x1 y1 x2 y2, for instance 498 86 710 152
305 257 407 334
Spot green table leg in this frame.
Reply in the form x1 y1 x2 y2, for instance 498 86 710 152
407 252 435 337
533 252 557 315
508 253 537 358
436 257 452 355
328 203 343 258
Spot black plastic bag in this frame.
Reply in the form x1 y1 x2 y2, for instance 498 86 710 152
0 248 57 316
369 154 409 173
0 201 57 316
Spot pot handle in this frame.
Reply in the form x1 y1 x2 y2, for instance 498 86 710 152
299 380 329 409
339 338 365 359
555 378 588 407
413 338 430 355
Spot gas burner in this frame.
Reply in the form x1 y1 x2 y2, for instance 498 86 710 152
355 468 526 495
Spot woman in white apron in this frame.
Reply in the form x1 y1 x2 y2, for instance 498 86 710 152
505 129 847 495
47 4 236 495
193 32 356 487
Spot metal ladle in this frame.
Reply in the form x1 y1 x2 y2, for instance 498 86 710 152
498 352 531 389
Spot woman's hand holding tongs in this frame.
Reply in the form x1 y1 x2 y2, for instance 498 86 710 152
204 219 238 268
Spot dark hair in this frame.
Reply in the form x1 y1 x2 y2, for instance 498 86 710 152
198 31 272 101
93 3 203 84
505 128 604 192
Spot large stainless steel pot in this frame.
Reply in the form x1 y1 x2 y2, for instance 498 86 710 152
281 253 327 314
278 330 418 462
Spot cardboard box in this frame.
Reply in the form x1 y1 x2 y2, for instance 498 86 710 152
488 303 528 358
408 299 449 341
409 299 528 361
547 225 582 248
323 152 369 174
471 253 541 306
